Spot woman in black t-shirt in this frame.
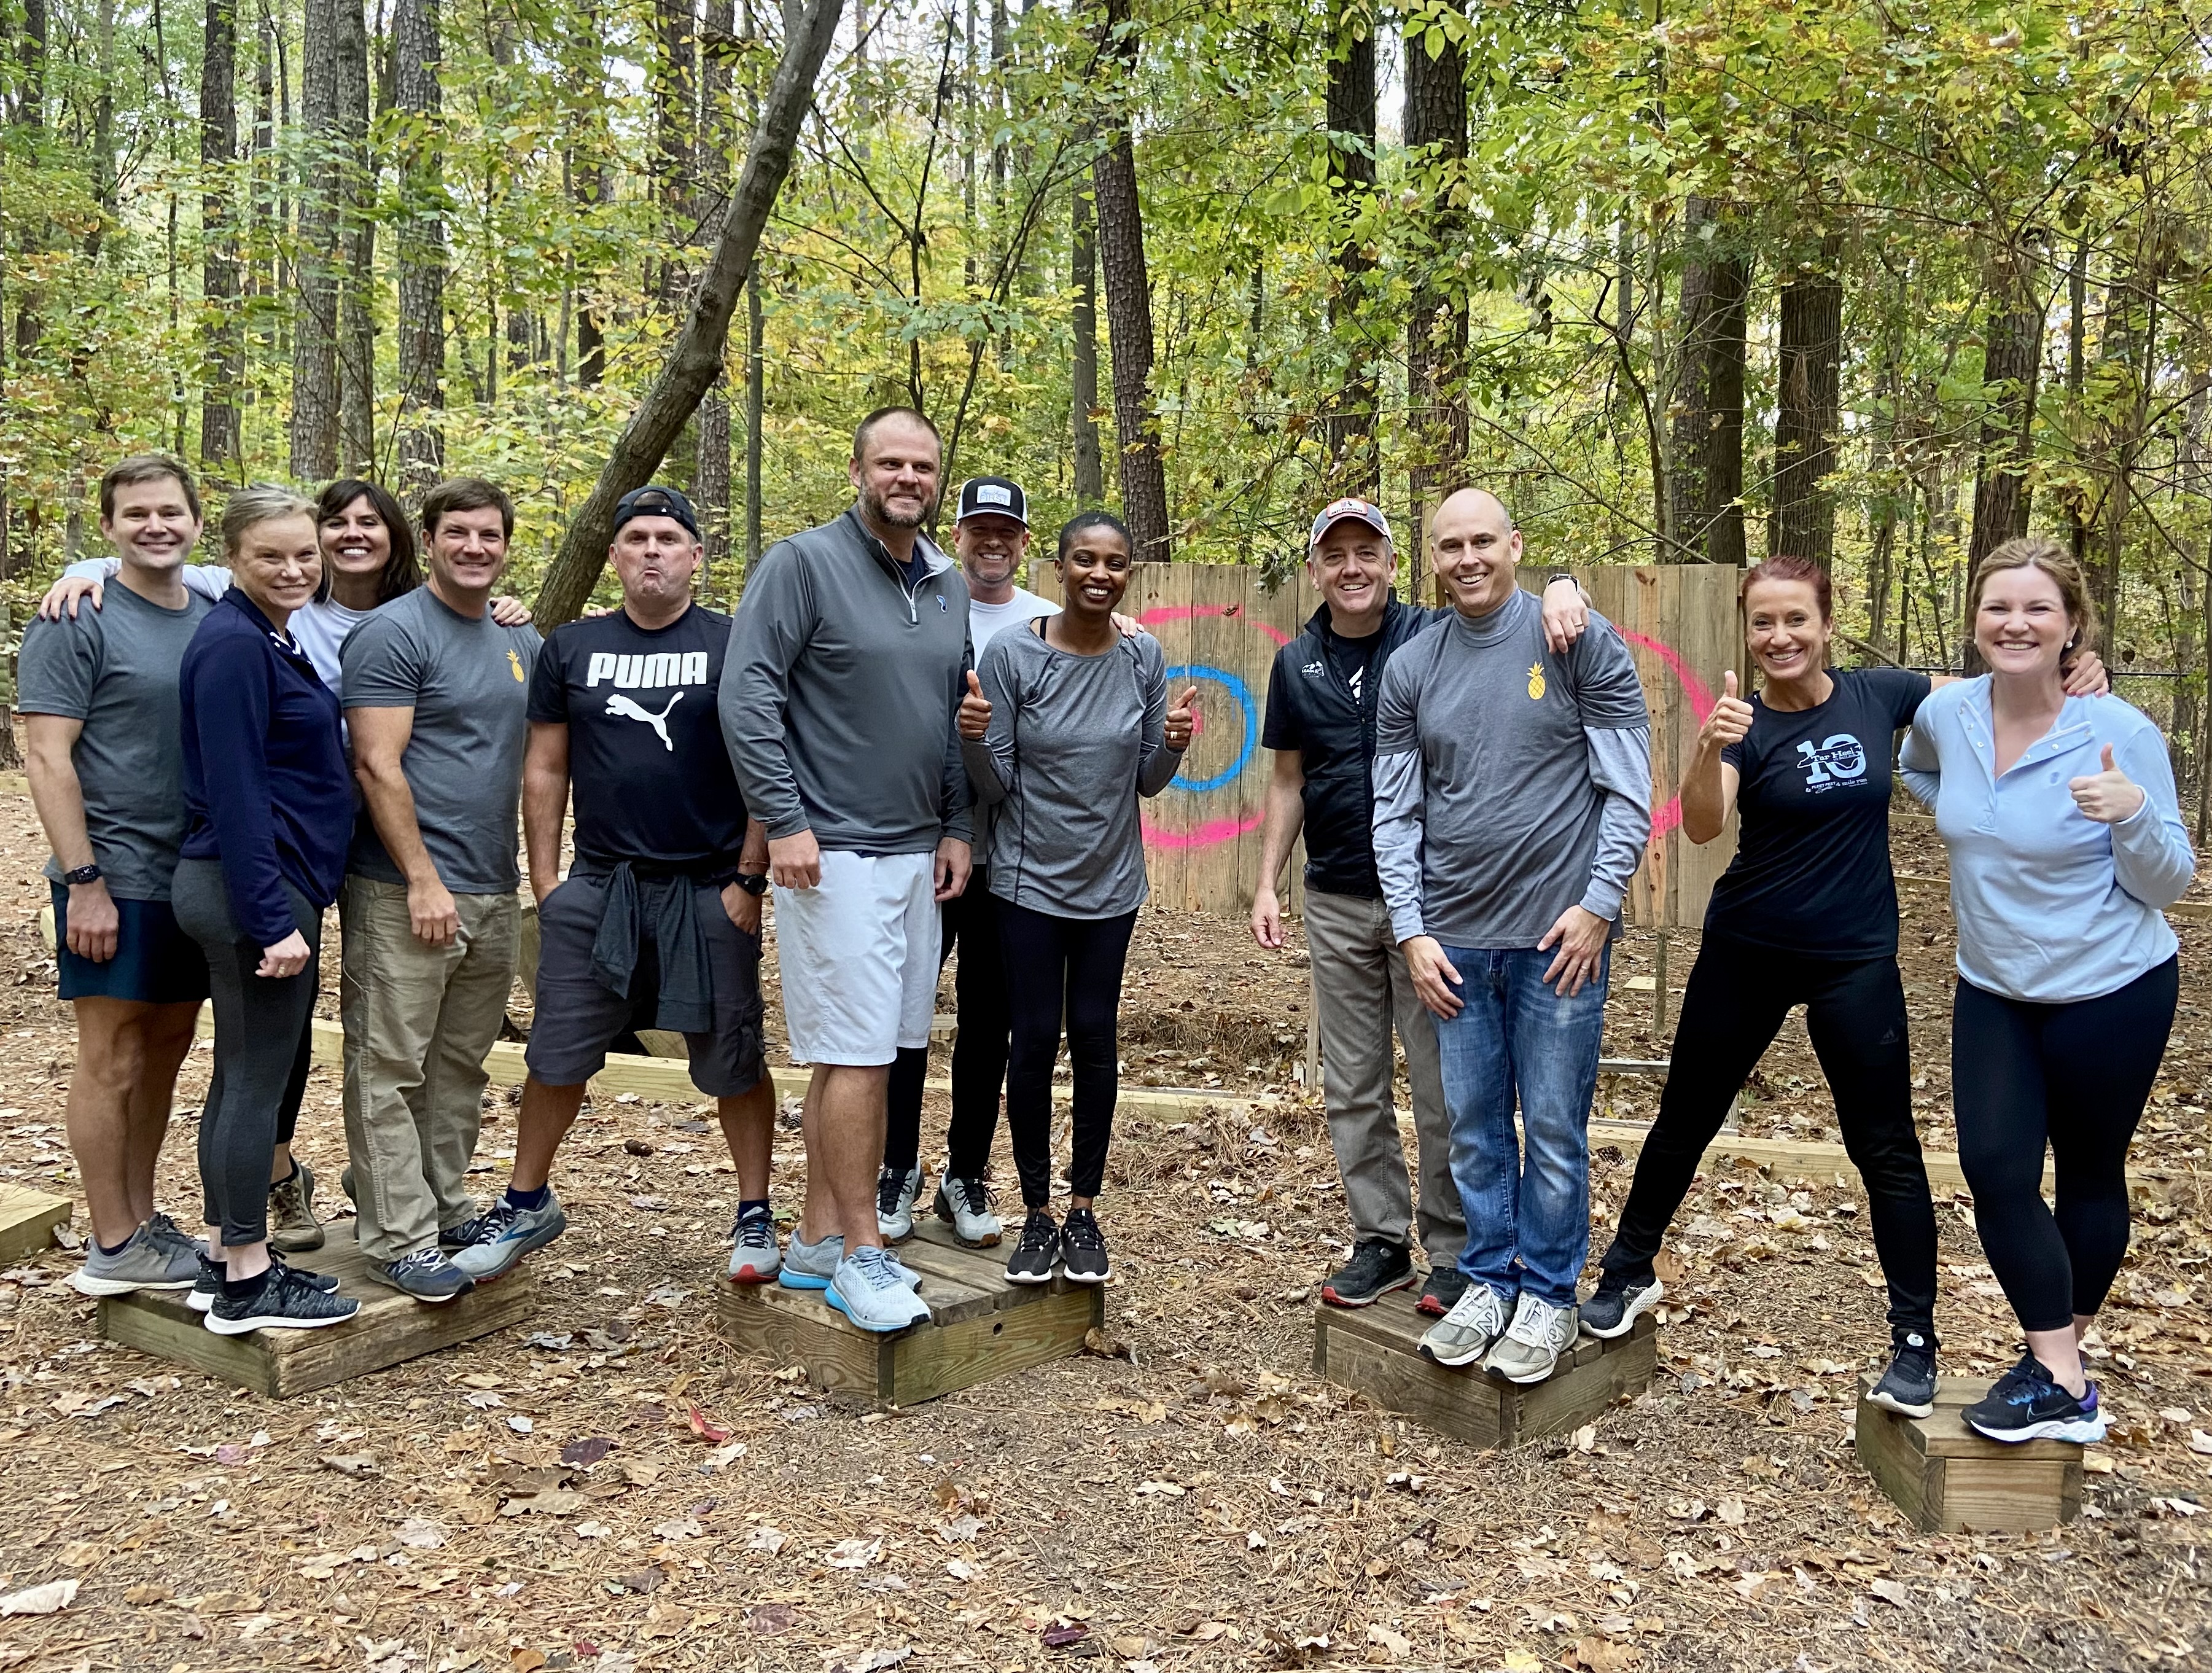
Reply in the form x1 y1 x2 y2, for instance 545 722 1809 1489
1577 556 2105 1419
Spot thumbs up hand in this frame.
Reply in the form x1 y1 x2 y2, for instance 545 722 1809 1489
2069 740 2148 824
1698 670 1756 754
958 668 992 741
1164 684 1199 751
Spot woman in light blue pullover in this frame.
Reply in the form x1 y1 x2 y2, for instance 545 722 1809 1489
1901 536 2195 1446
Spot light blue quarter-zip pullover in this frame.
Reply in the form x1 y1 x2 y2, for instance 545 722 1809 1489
1899 677 2194 1003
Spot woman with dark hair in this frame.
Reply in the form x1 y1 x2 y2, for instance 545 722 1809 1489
957 510 1193 1285
1902 537 2192 1444
171 486 359 1333
1579 555 2107 1422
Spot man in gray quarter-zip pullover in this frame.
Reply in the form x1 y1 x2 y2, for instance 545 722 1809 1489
1371 486 1652 1385
719 406 972 1332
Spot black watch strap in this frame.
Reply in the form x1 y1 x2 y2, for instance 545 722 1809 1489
1546 569 1578 588
62 864 102 886
734 872 770 897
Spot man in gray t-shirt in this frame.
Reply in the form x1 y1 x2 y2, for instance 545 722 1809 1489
1371 487 1652 1384
337 477 539 1300
19 455 213 1295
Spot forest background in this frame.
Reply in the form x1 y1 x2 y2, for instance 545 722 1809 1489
4 0 2211 819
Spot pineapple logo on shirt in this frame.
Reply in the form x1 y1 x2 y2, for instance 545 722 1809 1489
1795 733 1868 790
1526 661 1546 701
507 648 526 683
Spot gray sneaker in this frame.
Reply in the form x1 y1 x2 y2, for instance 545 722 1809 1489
364 1247 477 1304
825 1246 932 1333
933 1176 1003 1246
71 1221 201 1296
729 1211 782 1284
1417 1281 1511 1368
778 1225 844 1291
876 1164 922 1241
449 1189 567 1282
144 1211 206 1260
1483 1292 1579 1384
268 1160 325 1254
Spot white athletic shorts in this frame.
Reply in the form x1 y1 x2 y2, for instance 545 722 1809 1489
773 849 941 1067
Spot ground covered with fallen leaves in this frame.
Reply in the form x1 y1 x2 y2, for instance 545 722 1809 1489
1 784 2209 1673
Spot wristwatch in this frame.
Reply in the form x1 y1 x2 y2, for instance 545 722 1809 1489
62 864 102 886
1546 569 1578 590
733 873 770 897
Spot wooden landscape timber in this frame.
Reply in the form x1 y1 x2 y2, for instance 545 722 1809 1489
96 1224 538 1398
1313 1295 1657 1448
718 1218 1104 1407
1855 1374 2085 1534
0 1182 70 1262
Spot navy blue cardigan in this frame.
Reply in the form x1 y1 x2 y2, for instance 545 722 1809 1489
180 590 353 946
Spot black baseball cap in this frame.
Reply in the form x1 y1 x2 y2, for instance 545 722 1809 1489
613 484 701 540
956 476 1028 527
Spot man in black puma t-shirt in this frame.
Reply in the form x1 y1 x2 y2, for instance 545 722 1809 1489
451 486 782 1288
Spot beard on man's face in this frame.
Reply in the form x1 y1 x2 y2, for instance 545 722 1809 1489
861 478 938 531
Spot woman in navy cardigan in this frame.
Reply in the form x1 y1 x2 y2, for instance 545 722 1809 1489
171 485 359 1335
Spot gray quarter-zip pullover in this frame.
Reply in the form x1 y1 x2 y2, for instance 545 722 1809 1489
721 506 973 854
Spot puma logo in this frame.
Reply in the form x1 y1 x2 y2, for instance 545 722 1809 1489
605 689 684 751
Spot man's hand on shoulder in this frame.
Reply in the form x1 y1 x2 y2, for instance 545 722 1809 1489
1540 575 1590 654
769 830 821 891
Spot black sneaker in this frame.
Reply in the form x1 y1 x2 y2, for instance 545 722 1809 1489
204 1261 361 1335
363 1247 477 1305
189 1252 339 1312
1963 1353 2108 1445
1061 1207 1112 1284
1867 1330 1939 1419
1320 1238 1414 1308
1579 1268 1663 1339
440 1213 490 1252
1417 1264 1470 1317
1005 1209 1061 1285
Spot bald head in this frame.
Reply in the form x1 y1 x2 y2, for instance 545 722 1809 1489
1430 486 1523 619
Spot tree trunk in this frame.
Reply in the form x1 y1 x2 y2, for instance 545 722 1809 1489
1667 196 1747 564
337 0 375 474
1323 5 1377 497
1770 232 1842 568
1966 248 2039 581
1071 180 1104 505
2094 260 2153 642
745 268 763 569
655 0 698 308
2175 369 2206 812
199 0 242 477
694 0 735 579
534 0 844 625
10 0 45 361
1090 0 1169 560
394 0 446 489
289 0 341 480
1403 16 1465 517
89 0 115 256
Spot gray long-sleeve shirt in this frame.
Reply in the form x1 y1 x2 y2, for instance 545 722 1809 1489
1371 588 1653 947
961 623 1183 917
720 507 972 854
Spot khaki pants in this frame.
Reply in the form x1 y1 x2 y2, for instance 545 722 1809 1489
1304 887 1463 1266
340 876 518 1262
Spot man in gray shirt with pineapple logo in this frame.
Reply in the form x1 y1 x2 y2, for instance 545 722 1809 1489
1373 487 1651 1384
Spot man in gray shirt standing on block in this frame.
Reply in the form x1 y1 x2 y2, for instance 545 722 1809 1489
343 477 542 1303
721 406 973 1334
1373 487 1651 1383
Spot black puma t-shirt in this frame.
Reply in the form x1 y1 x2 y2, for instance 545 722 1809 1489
1702 666 1932 959
528 604 748 871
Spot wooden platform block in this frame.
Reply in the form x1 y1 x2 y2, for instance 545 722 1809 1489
1312 1293 1657 1448
0 1184 70 1262
98 1223 537 1398
1855 1374 2084 1534
719 1219 1103 1407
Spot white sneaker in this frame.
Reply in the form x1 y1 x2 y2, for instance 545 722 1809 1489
933 1176 1003 1246
876 1164 921 1241
825 1246 932 1333
1483 1292 1579 1384
1417 1281 1511 1368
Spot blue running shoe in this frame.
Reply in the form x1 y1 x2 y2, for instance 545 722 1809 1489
824 1246 932 1333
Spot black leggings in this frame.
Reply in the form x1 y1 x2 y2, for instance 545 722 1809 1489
885 874 1011 1182
1602 934 1939 1340
171 860 322 1247
999 899 1137 1211
1953 958 2178 1333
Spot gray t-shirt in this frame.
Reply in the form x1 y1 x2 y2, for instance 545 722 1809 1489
962 623 1183 918
1372 587 1653 948
340 587 542 894
19 579 214 901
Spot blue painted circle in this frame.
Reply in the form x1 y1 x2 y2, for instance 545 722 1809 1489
1164 663 1256 794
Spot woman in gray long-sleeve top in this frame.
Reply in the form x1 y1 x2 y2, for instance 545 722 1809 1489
959 511 1194 1287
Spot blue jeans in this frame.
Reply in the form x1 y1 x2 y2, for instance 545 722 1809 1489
1434 944 1610 1307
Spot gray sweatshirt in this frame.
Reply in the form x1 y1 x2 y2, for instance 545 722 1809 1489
721 507 972 854
962 623 1183 916
1372 588 1653 948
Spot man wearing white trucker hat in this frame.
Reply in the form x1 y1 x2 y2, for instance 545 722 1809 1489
1252 496 1589 1316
